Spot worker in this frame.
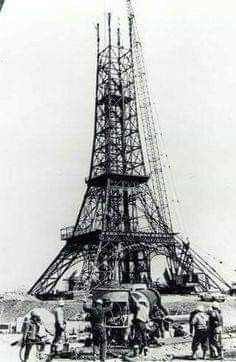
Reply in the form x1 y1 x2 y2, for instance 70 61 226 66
21 311 47 361
173 324 188 338
132 295 149 357
150 304 168 338
146 320 162 345
190 305 209 360
208 302 223 359
189 307 200 335
52 299 66 351
83 298 112 362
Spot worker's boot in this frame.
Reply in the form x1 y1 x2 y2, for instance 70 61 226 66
143 346 148 357
50 343 57 353
210 350 215 359
216 347 224 360
93 353 98 361
192 352 197 360
133 345 139 357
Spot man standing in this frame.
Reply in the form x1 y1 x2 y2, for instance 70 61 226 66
22 311 46 361
83 298 112 362
150 304 168 338
132 296 149 357
208 302 223 359
190 305 209 360
52 299 66 350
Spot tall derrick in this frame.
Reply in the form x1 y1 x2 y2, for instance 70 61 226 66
29 3 230 299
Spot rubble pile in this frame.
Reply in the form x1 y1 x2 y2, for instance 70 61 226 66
165 300 197 315
0 293 83 323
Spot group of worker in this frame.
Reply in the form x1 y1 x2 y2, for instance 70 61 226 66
83 297 224 361
82 295 168 361
20 297 224 361
21 299 65 361
189 302 223 360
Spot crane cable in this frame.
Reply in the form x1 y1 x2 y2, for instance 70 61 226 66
153 102 189 239
126 0 173 231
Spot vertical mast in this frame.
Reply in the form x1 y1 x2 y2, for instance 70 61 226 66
105 13 111 231
106 13 112 173
97 23 100 54
89 23 100 180
128 10 133 50
118 25 130 233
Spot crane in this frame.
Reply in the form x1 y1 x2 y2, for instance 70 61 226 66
126 0 173 232
126 0 231 292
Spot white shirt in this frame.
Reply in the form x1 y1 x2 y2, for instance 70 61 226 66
136 303 149 323
54 307 64 328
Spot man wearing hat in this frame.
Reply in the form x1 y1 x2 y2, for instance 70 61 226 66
208 302 223 359
131 295 150 357
83 298 112 361
190 305 209 360
150 304 168 339
22 311 46 361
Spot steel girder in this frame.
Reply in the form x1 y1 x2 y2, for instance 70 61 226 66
29 245 83 295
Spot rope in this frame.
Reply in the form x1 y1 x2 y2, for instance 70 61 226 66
153 101 189 238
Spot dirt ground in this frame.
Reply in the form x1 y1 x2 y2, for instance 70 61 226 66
2 334 236 361
1 294 236 361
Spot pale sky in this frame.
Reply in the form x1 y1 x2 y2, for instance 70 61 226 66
0 0 236 291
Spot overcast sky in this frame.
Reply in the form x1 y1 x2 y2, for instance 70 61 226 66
0 0 236 292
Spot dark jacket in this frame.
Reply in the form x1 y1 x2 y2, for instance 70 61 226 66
189 310 199 334
83 303 111 327
208 309 223 332
150 306 167 321
22 317 40 342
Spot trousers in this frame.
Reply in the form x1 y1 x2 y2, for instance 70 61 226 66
53 322 64 344
92 325 107 362
155 318 165 338
134 320 148 353
192 329 208 353
209 331 222 357
23 340 44 361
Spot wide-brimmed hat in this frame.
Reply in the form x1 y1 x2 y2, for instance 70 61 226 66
58 299 65 307
96 299 103 305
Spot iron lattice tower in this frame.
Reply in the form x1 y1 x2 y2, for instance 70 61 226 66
29 11 230 298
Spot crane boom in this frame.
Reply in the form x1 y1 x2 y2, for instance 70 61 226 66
126 0 172 231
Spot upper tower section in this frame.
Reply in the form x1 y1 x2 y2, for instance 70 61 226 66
87 14 147 187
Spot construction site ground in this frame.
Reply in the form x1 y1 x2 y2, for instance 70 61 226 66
1 294 236 361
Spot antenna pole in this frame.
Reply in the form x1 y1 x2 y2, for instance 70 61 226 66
96 23 100 55
128 13 133 50
108 12 111 48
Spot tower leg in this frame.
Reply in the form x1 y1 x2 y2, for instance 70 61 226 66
28 246 82 296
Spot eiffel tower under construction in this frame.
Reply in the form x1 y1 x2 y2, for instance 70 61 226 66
29 1 230 300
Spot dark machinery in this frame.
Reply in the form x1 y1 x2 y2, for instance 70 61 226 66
28 1 230 301
91 286 163 346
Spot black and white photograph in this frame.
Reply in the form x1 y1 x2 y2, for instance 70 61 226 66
0 0 236 361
